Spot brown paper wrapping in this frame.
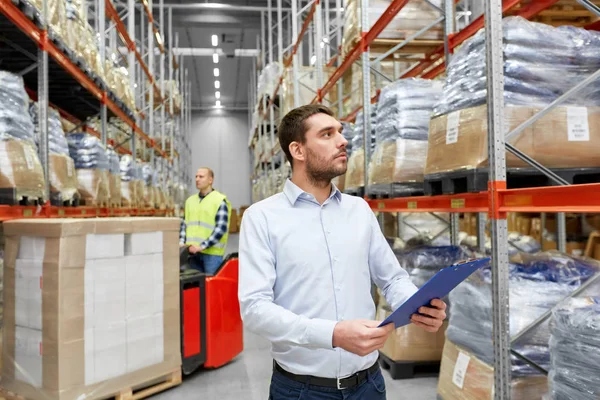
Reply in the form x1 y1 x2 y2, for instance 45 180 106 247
2 218 181 400
76 169 109 207
109 173 122 207
120 181 137 208
49 154 78 203
425 105 600 176
0 139 46 202
437 339 547 400
369 139 428 185
344 148 365 190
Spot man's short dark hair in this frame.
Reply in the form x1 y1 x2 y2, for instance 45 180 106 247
278 104 335 167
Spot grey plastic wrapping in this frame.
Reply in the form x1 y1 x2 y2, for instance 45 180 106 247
395 245 469 288
548 296 600 400
30 104 70 156
376 79 443 142
434 16 600 116
66 133 109 170
119 155 136 207
0 72 36 145
447 253 600 377
341 122 355 156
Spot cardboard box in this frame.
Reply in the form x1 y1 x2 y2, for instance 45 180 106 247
376 305 447 362
542 240 586 256
2 218 181 400
345 148 365 190
229 209 239 234
426 105 600 176
369 139 428 185
0 139 46 201
49 154 78 203
76 169 109 206
437 339 547 400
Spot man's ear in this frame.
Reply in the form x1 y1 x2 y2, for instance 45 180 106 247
289 142 305 163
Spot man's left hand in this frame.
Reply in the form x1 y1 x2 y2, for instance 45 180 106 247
410 299 447 333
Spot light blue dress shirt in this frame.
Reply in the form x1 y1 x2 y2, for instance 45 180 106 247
238 179 418 379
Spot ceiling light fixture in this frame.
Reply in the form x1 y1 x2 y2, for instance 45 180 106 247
213 53 219 64
211 34 218 47
215 91 221 99
214 81 220 89
215 100 221 108
213 68 219 77
310 55 316 65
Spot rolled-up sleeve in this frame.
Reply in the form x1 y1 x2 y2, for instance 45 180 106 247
364 202 418 311
238 207 337 349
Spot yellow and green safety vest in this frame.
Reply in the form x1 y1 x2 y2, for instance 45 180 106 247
184 190 231 256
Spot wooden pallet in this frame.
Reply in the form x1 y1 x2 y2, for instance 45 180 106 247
0 370 181 400
115 369 182 400
367 182 424 199
510 0 600 27
424 167 600 196
79 197 110 208
0 188 45 206
378 352 440 380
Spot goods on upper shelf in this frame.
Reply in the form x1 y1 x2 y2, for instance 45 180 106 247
438 252 600 399
426 17 600 176
341 61 395 118
370 79 442 185
1 217 181 400
344 109 377 190
107 146 122 207
256 62 280 101
548 296 600 400
67 132 110 206
141 162 155 208
0 72 45 204
119 154 138 207
30 103 79 205
342 0 443 57
281 66 339 116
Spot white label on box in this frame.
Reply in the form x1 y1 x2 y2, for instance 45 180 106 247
23 147 35 170
567 107 590 141
446 111 460 145
452 351 471 389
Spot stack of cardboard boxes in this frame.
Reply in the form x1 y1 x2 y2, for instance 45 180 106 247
1 218 181 400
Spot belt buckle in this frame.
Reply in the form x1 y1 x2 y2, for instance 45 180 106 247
336 377 346 390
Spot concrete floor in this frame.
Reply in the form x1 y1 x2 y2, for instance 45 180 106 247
153 234 438 399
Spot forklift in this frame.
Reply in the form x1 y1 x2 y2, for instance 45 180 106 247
179 247 244 375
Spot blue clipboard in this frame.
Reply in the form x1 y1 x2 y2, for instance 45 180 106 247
379 257 490 328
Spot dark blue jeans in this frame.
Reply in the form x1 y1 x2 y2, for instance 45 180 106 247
190 253 223 275
268 365 386 400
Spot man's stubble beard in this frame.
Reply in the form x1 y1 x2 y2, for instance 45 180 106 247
305 147 347 187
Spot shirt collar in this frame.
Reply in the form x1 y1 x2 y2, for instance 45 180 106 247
283 179 342 206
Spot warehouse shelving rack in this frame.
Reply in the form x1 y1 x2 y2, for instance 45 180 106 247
250 0 600 398
0 0 193 221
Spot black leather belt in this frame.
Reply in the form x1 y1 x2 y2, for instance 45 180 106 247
273 360 379 390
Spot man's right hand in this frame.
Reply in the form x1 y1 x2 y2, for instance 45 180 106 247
188 245 202 254
332 320 395 357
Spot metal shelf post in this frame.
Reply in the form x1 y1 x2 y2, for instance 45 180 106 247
485 0 511 397
361 0 371 197
38 0 49 201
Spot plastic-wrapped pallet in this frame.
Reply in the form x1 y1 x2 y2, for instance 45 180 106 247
438 253 600 400
548 296 600 400
427 17 600 176
30 104 79 205
66 133 110 206
344 113 366 190
140 162 155 208
446 252 599 376
107 147 122 207
65 0 104 82
0 72 46 204
342 0 442 56
119 155 136 207
257 62 280 99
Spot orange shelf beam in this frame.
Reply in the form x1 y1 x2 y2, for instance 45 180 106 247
0 205 172 221
367 192 489 213
367 183 600 214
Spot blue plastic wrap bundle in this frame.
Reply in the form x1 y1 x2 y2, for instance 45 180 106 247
395 245 469 287
342 122 355 156
30 104 70 156
66 133 109 170
119 154 135 181
447 253 599 377
0 71 36 144
434 16 600 116
549 297 600 399
106 147 120 175
141 163 153 186
376 79 443 142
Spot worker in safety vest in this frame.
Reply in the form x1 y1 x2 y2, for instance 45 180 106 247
181 167 231 275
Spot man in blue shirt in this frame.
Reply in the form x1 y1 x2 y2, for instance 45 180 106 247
238 105 446 399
